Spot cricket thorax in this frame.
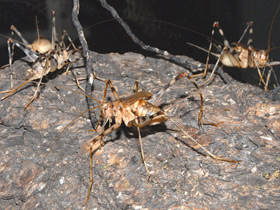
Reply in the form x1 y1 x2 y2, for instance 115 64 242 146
234 44 249 68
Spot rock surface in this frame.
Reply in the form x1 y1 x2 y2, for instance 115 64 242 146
0 52 279 209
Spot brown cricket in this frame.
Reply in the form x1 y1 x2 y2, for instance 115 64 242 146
188 5 280 90
82 73 240 204
1 10 80 109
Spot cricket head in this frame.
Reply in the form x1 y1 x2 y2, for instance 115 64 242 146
102 100 124 121
102 102 113 119
253 50 269 67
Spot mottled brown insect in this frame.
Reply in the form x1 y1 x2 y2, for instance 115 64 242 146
82 73 240 204
1 10 80 109
189 14 280 90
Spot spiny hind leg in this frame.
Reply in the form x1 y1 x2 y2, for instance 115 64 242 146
51 10 58 48
62 30 79 51
1 66 45 110
0 48 14 94
5 37 15 90
2 36 39 93
203 22 219 78
149 72 223 127
150 72 203 125
161 109 241 163
23 73 45 110
84 122 121 206
1 77 33 101
10 25 30 45
203 22 233 78
246 21 254 47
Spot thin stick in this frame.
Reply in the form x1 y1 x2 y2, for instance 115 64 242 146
72 0 97 128
98 0 230 84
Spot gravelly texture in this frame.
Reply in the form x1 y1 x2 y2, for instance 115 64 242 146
0 52 280 210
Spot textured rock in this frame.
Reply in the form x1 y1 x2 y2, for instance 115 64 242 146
0 52 279 209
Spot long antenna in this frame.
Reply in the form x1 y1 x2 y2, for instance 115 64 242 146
35 15 40 42
268 4 280 50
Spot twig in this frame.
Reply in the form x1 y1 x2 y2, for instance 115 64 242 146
72 0 97 128
99 0 230 84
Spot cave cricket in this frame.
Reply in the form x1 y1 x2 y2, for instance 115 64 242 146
0 10 82 109
188 5 280 90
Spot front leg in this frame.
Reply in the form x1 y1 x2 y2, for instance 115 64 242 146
84 122 121 205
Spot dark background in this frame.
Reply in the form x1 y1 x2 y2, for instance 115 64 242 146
0 0 280 88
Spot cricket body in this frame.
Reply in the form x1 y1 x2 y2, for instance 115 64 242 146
1 10 79 109
103 92 165 128
82 73 240 205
